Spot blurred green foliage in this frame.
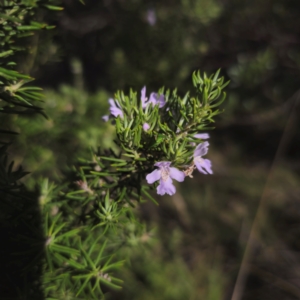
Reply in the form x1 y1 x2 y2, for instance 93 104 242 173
11 86 114 186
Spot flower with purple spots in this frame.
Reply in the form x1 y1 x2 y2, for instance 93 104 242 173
146 161 185 195
193 142 213 174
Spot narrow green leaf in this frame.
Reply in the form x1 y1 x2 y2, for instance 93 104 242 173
75 275 92 296
0 13 21 22
142 188 158 205
66 258 84 269
99 277 122 290
0 50 13 58
43 5 64 11
17 26 40 30
95 240 107 265
51 244 79 255
14 94 32 105
81 247 96 269
98 156 125 163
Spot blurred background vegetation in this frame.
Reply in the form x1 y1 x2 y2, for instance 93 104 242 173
2 0 300 299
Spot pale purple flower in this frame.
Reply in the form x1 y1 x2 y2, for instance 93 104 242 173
146 161 185 195
146 8 156 26
141 86 165 108
143 122 150 131
190 133 210 146
194 133 210 139
102 115 109 122
148 92 165 108
193 142 213 175
109 98 123 118
141 86 148 108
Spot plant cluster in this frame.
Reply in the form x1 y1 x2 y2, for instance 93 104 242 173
0 1 229 299
101 71 228 197
0 0 61 117
38 70 227 298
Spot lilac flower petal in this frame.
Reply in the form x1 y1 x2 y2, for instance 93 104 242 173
169 167 185 182
141 86 147 108
108 98 124 118
146 169 161 184
110 106 123 118
102 115 109 122
157 177 176 195
148 93 165 108
143 122 150 131
157 94 166 108
203 159 213 174
193 142 209 157
141 86 146 100
147 9 156 26
194 158 213 175
194 160 208 174
148 93 158 105
108 98 116 108
194 133 210 139
154 161 171 168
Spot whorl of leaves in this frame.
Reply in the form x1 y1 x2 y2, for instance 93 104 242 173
0 0 62 120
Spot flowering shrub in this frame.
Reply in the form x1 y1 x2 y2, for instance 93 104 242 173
46 70 227 297
1 8 228 293
99 70 228 199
